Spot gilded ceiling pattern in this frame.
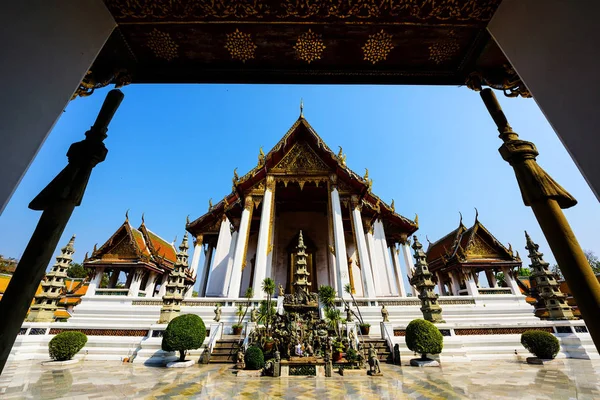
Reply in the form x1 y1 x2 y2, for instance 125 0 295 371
429 40 460 64
362 30 394 64
146 29 178 61
294 30 326 64
225 29 257 62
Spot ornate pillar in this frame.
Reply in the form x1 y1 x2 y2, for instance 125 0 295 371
144 271 158 297
85 267 104 297
400 240 419 296
199 243 214 297
350 196 376 298
436 272 446 295
330 176 350 298
450 270 461 295
366 223 384 297
464 270 479 296
374 219 397 296
391 244 407 297
485 270 498 288
501 266 522 296
108 270 120 288
230 196 253 298
253 177 275 299
128 268 143 297
185 234 203 298
205 215 232 297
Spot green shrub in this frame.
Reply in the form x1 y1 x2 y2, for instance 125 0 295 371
245 346 265 370
48 331 87 361
346 348 358 363
521 330 560 359
162 314 206 362
405 319 443 360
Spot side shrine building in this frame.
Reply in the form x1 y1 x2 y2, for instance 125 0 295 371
186 114 417 300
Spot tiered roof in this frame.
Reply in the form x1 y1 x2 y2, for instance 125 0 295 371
426 213 521 273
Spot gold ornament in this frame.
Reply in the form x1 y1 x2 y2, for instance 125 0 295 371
225 29 257 63
429 40 460 64
294 29 326 64
146 29 178 61
362 30 394 64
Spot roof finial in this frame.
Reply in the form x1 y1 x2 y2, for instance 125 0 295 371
208 198 213 210
426 235 432 245
474 207 479 222
300 98 304 118
459 211 463 226
390 199 395 212
141 212 145 225
125 209 129 222
186 215 190 226
173 235 177 246
414 213 419 227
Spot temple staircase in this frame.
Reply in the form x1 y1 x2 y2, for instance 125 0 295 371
209 338 242 363
362 338 393 363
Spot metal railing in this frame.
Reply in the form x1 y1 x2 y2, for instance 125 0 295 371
206 322 224 357
381 322 395 364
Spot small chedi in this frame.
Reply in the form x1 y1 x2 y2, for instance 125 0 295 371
525 232 575 320
159 234 190 324
27 235 76 322
410 236 444 323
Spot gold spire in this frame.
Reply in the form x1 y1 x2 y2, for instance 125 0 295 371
391 199 395 212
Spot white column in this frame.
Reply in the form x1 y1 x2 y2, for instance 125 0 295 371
0 2 116 214
391 245 407 297
502 266 522 295
253 179 274 299
85 267 104 297
365 228 384 297
199 244 214 297
450 270 461 295
330 185 350 298
350 200 376 298
231 196 253 298
185 235 203 298
436 272 445 295
465 271 479 296
144 271 158 297
128 269 143 297
225 231 239 296
485 270 498 288
400 242 419 296
158 274 168 297
374 220 397 296
206 216 233 297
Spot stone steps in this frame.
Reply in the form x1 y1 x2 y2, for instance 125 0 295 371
362 339 392 362
209 339 242 364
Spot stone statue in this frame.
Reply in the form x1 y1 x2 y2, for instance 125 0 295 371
348 329 356 350
250 307 258 323
345 304 353 322
275 350 281 362
278 283 285 297
305 342 314 357
214 304 221 322
381 304 389 323
368 343 381 375
236 349 245 369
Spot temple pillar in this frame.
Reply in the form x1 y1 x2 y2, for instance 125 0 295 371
185 234 203 298
350 196 376 298
232 196 253 298
400 242 419 296
365 224 384 297
206 215 233 297
436 272 445 295
158 274 168 297
330 179 350 298
108 270 120 288
128 269 143 297
199 244 214 297
253 178 275 299
485 270 498 288
464 271 479 296
502 266 522 296
391 245 407 297
374 219 397 296
85 267 104 297
144 271 158 297
450 270 461 296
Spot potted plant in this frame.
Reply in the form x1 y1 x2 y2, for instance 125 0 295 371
521 330 560 364
332 338 345 362
343 283 370 335
259 278 276 352
405 319 443 367
233 287 254 335
162 314 206 366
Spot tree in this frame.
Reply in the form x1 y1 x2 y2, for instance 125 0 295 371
67 263 88 279
261 278 275 336
161 314 206 362
0 255 18 275
550 264 564 280
405 319 443 360
495 272 506 287
517 267 531 277
584 250 600 274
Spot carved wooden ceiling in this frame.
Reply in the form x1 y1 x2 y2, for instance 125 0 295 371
84 0 528 96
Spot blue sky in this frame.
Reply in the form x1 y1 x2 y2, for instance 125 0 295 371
1 84 598 292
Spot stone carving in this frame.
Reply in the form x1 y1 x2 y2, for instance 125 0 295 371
250 307 258 323
368 343 381 375
278 283 285 297
214 304 221 322
381 304 389 323
345 305 354 322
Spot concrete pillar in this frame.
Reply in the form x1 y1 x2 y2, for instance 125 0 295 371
391 245 407 297
436 272 445 295
485 270 498 288
350 199 376 298
144 271 157 297
232 196 253 298
465 271 479 296
253 179 274 299
206 216 233 297
85 267 104 297
199 244 214 297
108 270 119 288
502 266 522 296
400 242 419 296
158 274 168 297
128 269 143 297
0 1 116 215
488 0 600 201
185 234 203 298
374 219 397 296
365 228 384 297
330 185 350 298
450 270 461 296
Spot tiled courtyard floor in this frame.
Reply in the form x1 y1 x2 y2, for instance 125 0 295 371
1 358 600 399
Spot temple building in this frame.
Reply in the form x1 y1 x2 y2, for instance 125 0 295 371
186 112 418 299
83 215 195 298
426 214 522 297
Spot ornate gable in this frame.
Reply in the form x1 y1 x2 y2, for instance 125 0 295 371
465 234 501 258
101 233 140 260
271 141 330 174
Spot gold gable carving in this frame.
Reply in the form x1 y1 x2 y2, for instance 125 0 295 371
273 141 330 173
466 235 500 258
101 235 139 260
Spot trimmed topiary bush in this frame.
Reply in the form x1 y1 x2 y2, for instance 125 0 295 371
521 330 560 359
405 319 443 360
245 345 265 370
49 331 87 361
162 314 206 362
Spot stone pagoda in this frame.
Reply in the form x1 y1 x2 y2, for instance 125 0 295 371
159 233 190 324
293 230 311 300
27 235 75 322
410 236 444 323
525 232 575 320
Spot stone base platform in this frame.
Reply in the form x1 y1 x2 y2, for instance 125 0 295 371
281 357 325 377
410 358 440 367
41 359 79 367
167 360 195 368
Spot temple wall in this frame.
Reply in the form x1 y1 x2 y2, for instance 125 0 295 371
272 211 330 291
239 234 258 296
